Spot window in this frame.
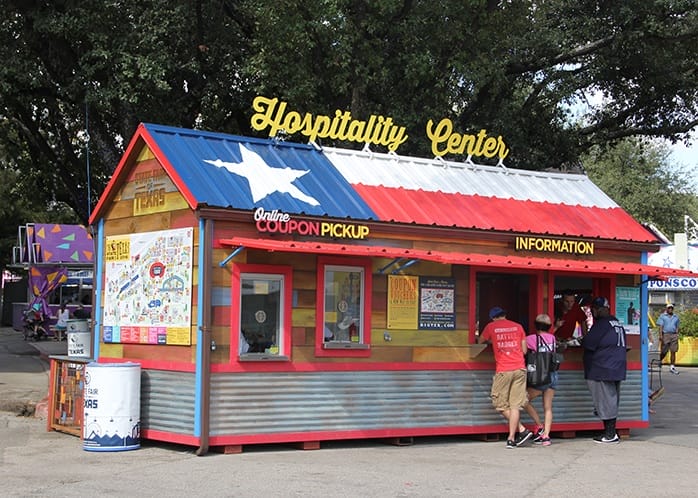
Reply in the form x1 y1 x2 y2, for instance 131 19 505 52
316 257 372 357
232 264 292 361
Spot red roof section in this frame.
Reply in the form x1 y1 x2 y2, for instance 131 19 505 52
353 185 656 241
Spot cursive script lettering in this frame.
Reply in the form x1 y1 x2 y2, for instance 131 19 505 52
425 118 509 160
251 96 409 152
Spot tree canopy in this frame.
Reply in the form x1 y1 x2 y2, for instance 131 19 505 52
1 0 697 270
582 138 698 238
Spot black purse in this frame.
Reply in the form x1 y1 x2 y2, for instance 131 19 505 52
551 349 564 372
526 335 553 386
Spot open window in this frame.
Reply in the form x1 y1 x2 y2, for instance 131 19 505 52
232 263 292 361
315 256 372 357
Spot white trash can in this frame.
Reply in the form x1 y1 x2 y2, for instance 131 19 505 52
66 319 92 358
83 362 141 452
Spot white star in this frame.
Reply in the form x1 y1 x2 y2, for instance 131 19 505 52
204 145 319 206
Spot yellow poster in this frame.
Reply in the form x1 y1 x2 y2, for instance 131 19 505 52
166 327 192 345
387 275 419 329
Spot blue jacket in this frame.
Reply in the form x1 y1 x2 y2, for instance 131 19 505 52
583 315 627 381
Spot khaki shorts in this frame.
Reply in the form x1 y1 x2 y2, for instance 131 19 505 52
490 369 528 412
661 333 679 354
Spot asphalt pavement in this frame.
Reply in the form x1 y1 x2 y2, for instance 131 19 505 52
0 326 64 415
1 325 698 497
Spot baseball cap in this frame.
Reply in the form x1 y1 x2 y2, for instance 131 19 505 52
666 303 674 308
592 296 610 308
489 306 506 320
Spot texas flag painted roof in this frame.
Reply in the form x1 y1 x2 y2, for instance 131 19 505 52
91 123 659 244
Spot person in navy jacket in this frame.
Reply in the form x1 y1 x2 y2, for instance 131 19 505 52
582 296 627 444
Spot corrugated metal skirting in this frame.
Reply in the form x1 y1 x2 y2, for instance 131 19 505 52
141 369 196 435
208 370 643 436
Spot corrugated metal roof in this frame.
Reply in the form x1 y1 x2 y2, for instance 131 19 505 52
322 147 611 206
92 123 659 244
142 124 376 219
323 146 654 241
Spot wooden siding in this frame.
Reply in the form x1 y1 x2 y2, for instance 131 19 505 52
97 150 648 369
97 149 199 364
207 222 480 365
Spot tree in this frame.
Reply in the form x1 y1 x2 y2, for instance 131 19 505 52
0 0 257 226
0 0 696 242
581 138 698 237
245 0 698 166
0 166 79 272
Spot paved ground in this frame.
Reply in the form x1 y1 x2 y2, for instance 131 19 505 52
1 325 697 497
0 327 63 415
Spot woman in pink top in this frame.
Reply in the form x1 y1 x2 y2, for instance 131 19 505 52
523 314 558 446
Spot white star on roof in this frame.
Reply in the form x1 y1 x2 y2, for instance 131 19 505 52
204 145 319 206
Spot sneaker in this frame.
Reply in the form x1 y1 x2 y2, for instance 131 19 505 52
670 366 680 375
506 439 516 449
532 426 545 443
539 436 552 446
515 429 533 447
593 434 620 444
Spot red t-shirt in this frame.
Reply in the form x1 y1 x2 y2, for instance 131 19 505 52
555 304 587 339
480 318 526 372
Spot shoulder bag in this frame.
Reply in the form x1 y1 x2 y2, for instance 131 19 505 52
526 335 553 387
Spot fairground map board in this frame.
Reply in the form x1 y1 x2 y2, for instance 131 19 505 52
102 227 193 345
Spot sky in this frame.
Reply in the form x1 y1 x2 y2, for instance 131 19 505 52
666 129 698 193
668 132 698 170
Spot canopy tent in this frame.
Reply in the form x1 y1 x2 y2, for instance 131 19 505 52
12 223 94 317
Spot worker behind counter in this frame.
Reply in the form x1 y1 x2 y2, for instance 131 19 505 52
554 290 589 342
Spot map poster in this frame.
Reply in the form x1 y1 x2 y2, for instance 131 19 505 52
615 286 640 335
387 275 419 329
103 227 193 345
418 278 456 330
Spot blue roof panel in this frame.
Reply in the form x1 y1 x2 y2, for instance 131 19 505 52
142 123 377 219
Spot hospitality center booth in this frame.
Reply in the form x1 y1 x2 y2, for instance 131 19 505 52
87 96 696 454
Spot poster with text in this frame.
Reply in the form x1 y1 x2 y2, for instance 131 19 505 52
418 278 456 330
387 275 419 329
615 286 640 335
103 227 193 345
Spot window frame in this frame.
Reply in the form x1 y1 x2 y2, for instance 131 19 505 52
231 263 292 362
315 256 372 358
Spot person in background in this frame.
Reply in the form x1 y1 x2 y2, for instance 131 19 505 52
239 330 250 354
583 297 627 444
72 304 91 320
479 306 533 449
323 324 335 342
626 302 636 325
55 302 70 341
523 314 558 447
657 303 680 375
554 290 588 341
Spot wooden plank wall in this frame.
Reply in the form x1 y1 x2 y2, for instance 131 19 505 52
98 152 199 364
208 220 482 365
207 220 645 366
97 146 644 367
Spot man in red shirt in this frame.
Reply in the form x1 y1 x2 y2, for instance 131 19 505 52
479 306 533 449
555 290 588 340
